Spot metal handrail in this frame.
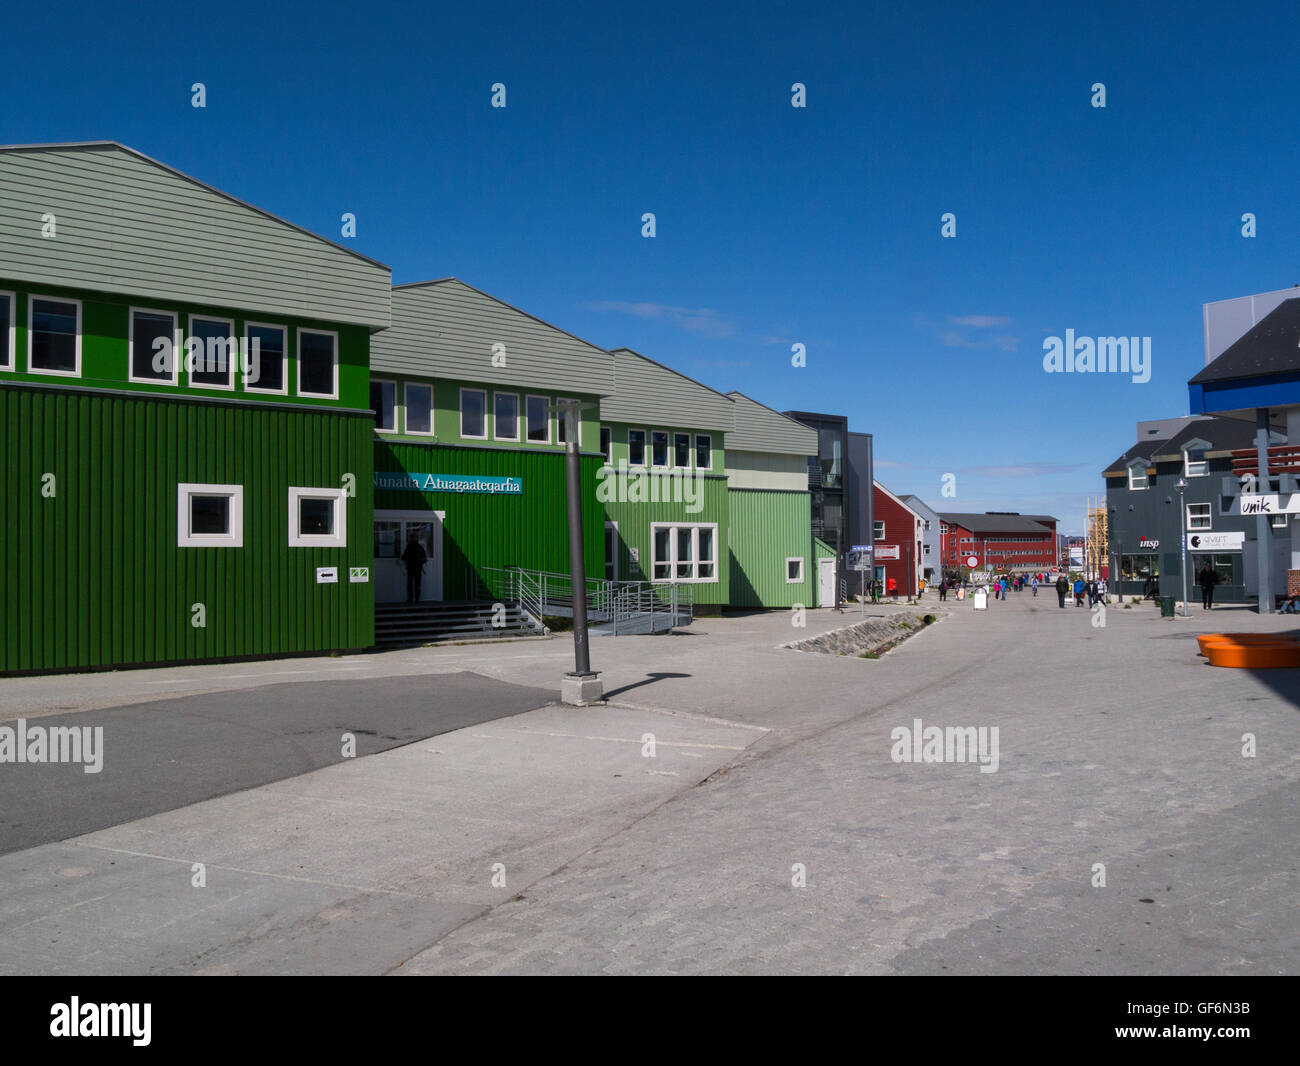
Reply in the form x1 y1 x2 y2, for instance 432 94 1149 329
473 565 693 635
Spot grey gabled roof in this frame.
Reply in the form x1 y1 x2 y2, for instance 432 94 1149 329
599 347 735 431
938 512 1057 534
1102 416 1270 475
899 494 940 519
725 391 817 455
0 141 391 328
1190 298 1300 384
372 278 615 394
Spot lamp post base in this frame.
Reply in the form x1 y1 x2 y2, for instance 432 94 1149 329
561 672 604 706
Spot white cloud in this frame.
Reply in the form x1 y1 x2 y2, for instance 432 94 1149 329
582 300 737 339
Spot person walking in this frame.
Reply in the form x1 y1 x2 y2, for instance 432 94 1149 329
1073 576 1085 606
1097 576 1107 604
1198 562 1220 610
1031 574 1039 597
938 579 947 602
401 530 428 604
1055 574 1068 608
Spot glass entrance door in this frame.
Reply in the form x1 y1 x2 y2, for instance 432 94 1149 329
374 511 443 603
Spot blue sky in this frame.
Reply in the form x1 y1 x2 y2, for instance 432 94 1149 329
4 0 1297 533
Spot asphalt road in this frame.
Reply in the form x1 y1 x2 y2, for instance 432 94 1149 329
0 672 553 856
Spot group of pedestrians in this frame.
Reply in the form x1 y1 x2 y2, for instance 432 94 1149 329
1053 574 1107 608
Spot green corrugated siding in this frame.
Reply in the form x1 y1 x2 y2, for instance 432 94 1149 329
374 439 603 601
1 384 374 673
727 488 816 607
602 473 730 604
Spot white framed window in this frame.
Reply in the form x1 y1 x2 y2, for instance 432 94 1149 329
874 520 885 540
1127 460 1148 489
0 290 13 370
628 428 647 466
785 557 805 584
600 425 612 464
489 392 518 441
405 382 433 435
186 315 237 390
131 308 180 385
526 394 550 443
297 328 338 398
556 397 577 444
244 322 287 394
460 388 488 439
1187 502 1211 531
651 430 669 468
1183 442 1210 478
673 432 691 469
371 379 397 432
28 295 82 377
177 483 243 547
1272 512 1289 529
650 522 718 583
288 486 347 547
695 433 712 471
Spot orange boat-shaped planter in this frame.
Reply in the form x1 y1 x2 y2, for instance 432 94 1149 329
1196 633 1300 656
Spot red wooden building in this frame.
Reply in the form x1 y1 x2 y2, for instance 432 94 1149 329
937 512 1058 575
871 482 925 596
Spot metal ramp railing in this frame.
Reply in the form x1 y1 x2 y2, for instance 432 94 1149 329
470 566 693 635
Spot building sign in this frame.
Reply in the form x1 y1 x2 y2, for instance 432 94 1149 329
1235 493 1300 515
375 472 523 495
1138 536 1159 548
875 545 900 560
1187 531 1245 552
348 567 370 583
847 546 872 570
316 566 338 584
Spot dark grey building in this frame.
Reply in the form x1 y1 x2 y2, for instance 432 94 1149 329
846 432 875 597
1103 415 1290 602
783 412 875 602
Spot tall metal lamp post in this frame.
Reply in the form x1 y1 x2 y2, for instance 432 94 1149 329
1176 477 1189 617
554 399 602 705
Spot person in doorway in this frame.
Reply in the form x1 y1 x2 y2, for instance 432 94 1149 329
1056 574 1069 608
401 530 428 604
1198 562 1220 610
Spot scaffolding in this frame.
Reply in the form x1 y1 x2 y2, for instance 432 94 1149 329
1085 497 1109 580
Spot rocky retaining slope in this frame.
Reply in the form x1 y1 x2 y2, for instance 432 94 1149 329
783 611 938 657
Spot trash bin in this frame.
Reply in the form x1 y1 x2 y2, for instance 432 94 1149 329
973 588 988 610
1160 595 1175 618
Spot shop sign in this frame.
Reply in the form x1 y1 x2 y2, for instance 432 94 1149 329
1186 531 1245 552
375 472 523 495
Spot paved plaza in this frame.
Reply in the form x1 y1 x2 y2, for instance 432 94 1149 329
1 592 1296 974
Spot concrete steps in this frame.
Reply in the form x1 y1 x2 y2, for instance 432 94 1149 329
374 601 543 646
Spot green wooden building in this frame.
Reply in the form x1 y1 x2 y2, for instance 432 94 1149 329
0 142 391 672
367 278 609 603
1 142 838 674
724 391 825 607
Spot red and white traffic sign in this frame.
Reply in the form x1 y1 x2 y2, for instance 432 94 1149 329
965 555 979 567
